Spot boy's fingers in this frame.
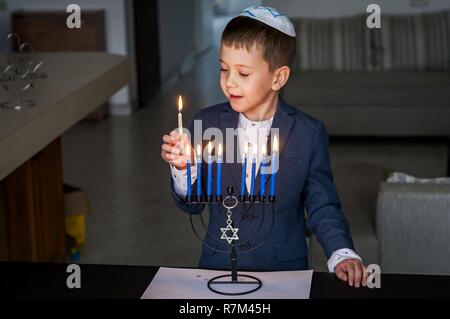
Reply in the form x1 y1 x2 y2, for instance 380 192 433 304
335 269 347 282
162 143 180 155
172 154 186 166
162 135 176 144
163 152 185 168
171 131 191 146
354 261 362 288
346 264 355 287
362 264 368 287
161 143 172 153
161 151 172 162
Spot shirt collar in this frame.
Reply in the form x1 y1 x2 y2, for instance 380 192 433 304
238 113 274 130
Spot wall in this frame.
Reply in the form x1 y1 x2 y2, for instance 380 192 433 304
0 0 131 115
227 0 262 14
195 0 214 53
157 0 197 85
213 0 262 15
157 0 215 89
262 0 450 17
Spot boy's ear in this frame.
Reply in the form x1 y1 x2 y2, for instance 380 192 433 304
271 66 291 91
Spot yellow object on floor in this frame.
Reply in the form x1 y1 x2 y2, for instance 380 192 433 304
64 184 91 246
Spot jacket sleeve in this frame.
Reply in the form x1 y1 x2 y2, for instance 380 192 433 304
302 121 355 259
169 177 205 215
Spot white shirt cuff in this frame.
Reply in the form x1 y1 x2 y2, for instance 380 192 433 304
169 160 197 197
327 248 362 273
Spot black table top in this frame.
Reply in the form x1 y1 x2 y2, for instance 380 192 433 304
1 261 449 299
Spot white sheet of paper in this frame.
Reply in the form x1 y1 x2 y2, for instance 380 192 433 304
141 267 313 299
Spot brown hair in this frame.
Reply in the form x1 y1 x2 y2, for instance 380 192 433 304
221 16 297 72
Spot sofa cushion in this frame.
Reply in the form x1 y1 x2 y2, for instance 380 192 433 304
387 172 450 184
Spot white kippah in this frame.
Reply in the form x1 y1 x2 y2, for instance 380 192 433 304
239 6 296 37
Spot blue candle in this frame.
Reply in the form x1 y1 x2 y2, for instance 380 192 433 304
196 144 202 199
250 145 257 198
260 144 267 198
207 141 212 199
270 136 278 198
186 145 192 197
216 143 222 197
240 143 248 198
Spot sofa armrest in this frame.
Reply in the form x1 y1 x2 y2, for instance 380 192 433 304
376 182 450 275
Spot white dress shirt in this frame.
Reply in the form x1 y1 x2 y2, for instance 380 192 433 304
169 113 362 272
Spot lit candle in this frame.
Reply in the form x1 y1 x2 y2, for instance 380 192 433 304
240 142 248 201
196 144 202 202
259 143 267 201
216 143 223 201
177 95 184 154
250 144 257 201
269 135 278 202
207 141 213 201
186 145 192 201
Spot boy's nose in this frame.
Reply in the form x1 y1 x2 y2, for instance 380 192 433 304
226 76 238 88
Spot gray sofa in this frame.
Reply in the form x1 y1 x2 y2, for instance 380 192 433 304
284 11 450 138
377 182 450 275
283 71 450 138
308 162 450 276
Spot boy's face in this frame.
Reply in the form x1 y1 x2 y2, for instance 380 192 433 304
219 43 276 115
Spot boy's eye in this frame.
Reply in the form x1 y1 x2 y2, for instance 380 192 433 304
239 73 249 77
220 68 227 72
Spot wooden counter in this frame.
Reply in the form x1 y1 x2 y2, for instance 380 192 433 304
0 52 129 180
0 52 129 261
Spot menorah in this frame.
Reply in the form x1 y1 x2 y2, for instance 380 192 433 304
1 33 44 110
174 95 279 295
187 185 276 296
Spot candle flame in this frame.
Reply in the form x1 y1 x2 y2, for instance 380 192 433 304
218 143 222 156
197 144 201 158
208 141 212 154
273 135 279 154
178 95 183 112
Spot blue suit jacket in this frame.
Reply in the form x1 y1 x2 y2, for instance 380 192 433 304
170 97 355 271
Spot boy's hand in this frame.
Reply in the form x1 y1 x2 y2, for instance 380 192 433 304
335 259 368 288
161 130 194 170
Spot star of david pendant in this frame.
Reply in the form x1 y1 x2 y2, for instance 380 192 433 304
220 224 239 244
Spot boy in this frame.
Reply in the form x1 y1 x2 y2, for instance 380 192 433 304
161 6 367 287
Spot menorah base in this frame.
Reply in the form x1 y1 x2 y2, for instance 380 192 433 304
207 274 262 296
